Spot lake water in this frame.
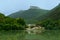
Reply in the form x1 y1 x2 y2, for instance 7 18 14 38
0 30 60 40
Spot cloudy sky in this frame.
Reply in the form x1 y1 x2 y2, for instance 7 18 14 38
0 0 60 15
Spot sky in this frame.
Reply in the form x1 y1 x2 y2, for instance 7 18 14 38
0 0 60 16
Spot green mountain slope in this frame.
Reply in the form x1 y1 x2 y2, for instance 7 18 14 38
48 4 60 20
37 4 60 21
9 6 49 23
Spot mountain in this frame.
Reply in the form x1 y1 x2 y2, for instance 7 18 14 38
37 4 60 21
47 4 60 20
9 6 49 23
9 4 60 23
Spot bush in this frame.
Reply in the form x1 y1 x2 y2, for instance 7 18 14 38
37 19 60 30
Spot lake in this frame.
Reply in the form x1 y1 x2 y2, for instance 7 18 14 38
0 30 60 40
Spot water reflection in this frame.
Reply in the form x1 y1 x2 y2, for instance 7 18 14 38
0 30 60 40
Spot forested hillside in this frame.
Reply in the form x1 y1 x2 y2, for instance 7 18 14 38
37 4 60 20
37 4 60 30
9 6 49 23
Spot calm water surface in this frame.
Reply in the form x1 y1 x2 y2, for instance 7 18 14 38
0 30 60 40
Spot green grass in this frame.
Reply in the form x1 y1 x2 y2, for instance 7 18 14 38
0 30 26 40
0 30 60 40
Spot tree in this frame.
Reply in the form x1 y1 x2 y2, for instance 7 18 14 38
37 19 60 30
0 13 26 30
16 18 26 25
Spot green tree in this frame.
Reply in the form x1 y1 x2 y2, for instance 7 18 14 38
16 18 26 25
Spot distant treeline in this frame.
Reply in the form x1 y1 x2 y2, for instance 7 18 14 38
0 13 60 30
